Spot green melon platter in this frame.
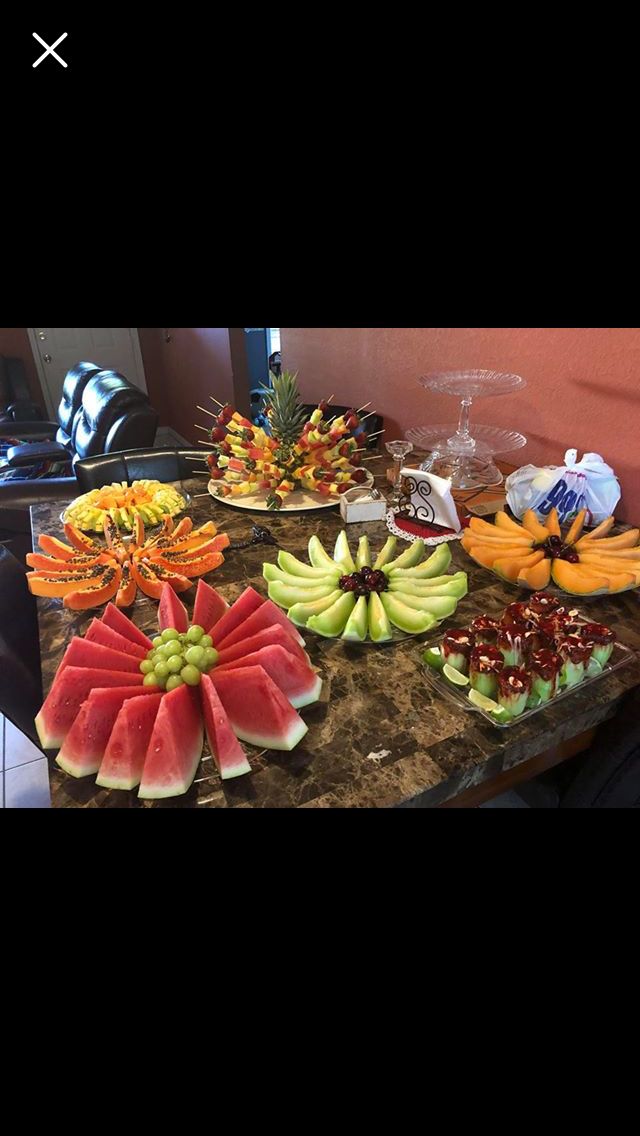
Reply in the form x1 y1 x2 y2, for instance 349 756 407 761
263 532 468 644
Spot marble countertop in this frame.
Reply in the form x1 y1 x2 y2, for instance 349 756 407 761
31 480 640 809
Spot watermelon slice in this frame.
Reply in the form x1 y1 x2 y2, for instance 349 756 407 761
85 618 147 660
96 693 164 790
216 625 309 669
138 684 204 800
216 645 322 709
158 584 189 633
55 637 142 680
215 598 305 650
193 579 229 633
35 667 143 750
200 675 251 780
212 666 308 751
102 603 153 651
211 587 265 646
56 687 159 778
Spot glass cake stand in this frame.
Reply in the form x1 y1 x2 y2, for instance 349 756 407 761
407 370 527 490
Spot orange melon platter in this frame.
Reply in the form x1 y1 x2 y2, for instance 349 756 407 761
461 509 640 597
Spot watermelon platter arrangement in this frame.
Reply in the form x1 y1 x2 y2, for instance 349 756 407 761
37 580 323 801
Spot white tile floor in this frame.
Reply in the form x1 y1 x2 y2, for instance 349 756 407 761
1 714 51 809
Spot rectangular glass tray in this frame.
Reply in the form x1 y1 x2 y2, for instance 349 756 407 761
422 639 637 729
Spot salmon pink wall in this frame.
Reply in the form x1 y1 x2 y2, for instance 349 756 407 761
138 328 234 446
0 327 46 409
281 327 640 521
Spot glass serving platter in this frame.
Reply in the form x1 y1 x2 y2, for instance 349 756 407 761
421 635 636 729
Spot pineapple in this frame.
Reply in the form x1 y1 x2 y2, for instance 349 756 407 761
263 371 308 459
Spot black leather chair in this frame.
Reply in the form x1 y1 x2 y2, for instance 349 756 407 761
3 369 159 471
0 545 43 747
76 449 205 492
0 356 45 424
56 361 103 448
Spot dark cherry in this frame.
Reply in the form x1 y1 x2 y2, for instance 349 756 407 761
558 549 580 563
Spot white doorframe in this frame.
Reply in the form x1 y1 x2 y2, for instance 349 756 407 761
27 328 148 420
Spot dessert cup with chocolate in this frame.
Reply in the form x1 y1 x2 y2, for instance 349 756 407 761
469 646 504 699
580 623 616 668
530 649 562 703
557 635 594 688
497 668 532 718
497 624 529 667
442 629 475 675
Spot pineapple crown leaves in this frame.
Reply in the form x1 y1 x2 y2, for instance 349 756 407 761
261 371 309 447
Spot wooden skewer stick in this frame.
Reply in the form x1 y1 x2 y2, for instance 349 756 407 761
195 424 211 433
360 454 385 461
357 402 372 413
197 404 218 419
327 395 335 405
210 396 225 408
360 411 376 422
196 440 217 448
367 429 386 440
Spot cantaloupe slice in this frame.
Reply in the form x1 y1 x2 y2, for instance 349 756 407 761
517 559 552 590
521 510 551 543
577 557 640 584
576 529 640 552
469 517 532 544
468 544 533 569
580 516 616 541
494 512 534 539
565 509 587 546
580 547 640 563
494 551 545 583
545 508 561 537
551 560 610 595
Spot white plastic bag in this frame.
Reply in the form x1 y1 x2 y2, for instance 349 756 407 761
506 450 621 526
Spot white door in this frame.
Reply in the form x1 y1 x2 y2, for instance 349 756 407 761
28 328 147 418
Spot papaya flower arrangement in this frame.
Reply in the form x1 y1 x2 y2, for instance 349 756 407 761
202 372 379 510
26 514 229 610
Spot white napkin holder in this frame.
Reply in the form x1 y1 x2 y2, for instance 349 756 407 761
399 468 461 532
340 486 388 524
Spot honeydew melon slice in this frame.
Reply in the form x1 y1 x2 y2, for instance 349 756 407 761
386 543 452 579
388 577 467 600
333 531 356 573
373 537 397 570
288 591 343 627
263 564 338 590
386 592 458 620
368 592 393 643
269 580 338 610
309 535 342 574
388 591 455 617
278 551 341 580
355 536 372 570
307 592 356 638
380 593 443 634
382 539 426 574
342 596 368 642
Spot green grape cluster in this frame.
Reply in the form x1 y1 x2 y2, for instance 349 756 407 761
140 626 218 692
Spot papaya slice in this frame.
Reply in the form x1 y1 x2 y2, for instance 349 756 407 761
28 565 110 598
576 528 640 552
39 534 78 561
494 551 545 583
152 564 193 594
151 551 225 579
546 508 561 537
116 562 137 608
161 515 175 537
565 509 587 546
103 516 128 564
153 535 231 562
551 560 610 595
63 524 104 557
517 558 552 591
133 514 145 550
521 510 551 543
131 559 164 600
170 518 194 541
26 552 110 573
63 565 123 611
582 516 616 541
494 512 533 539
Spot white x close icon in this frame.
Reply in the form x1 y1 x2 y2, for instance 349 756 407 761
33 32 68 69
